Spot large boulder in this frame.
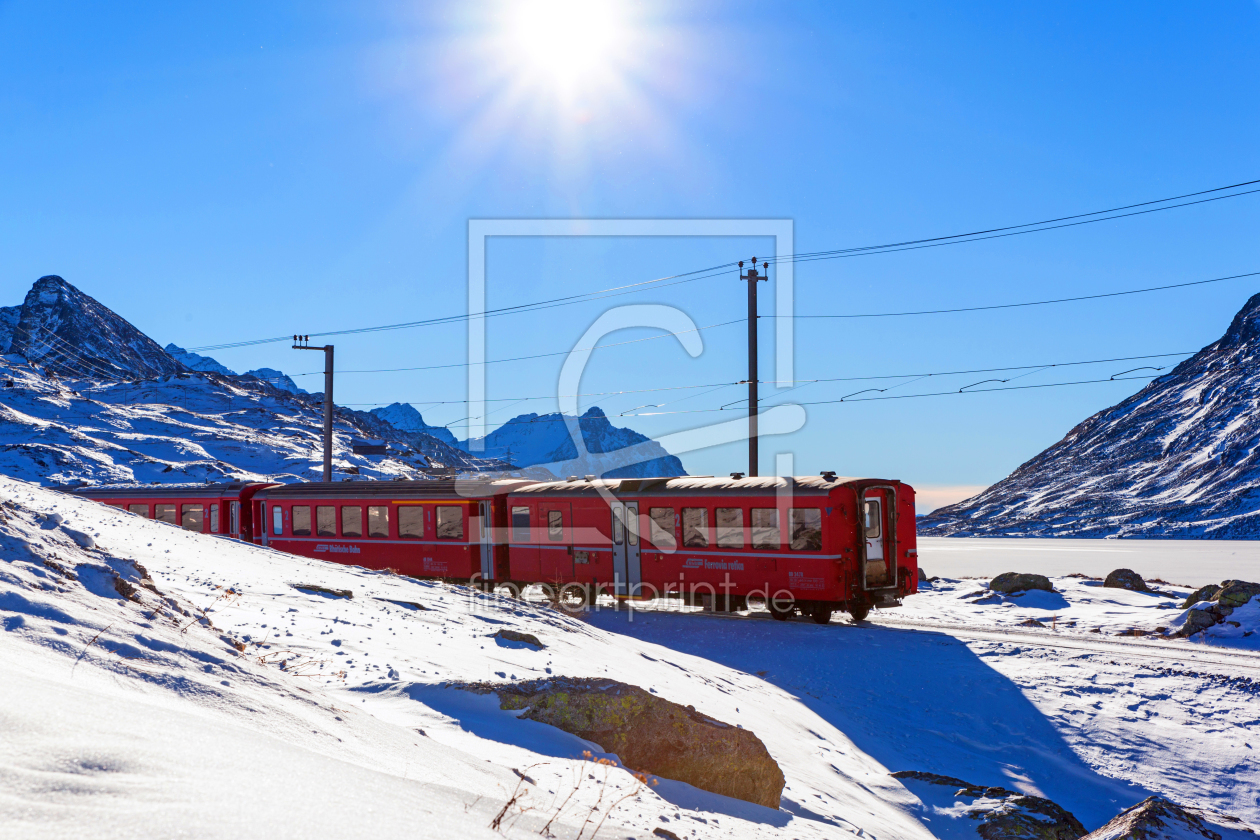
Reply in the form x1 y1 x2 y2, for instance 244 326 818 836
990 572 1054 594
1081 795 1230 839
480 677 784 808
892 771 1085 839
1182 584 1222 609
1103 569 1150 593
1216 580 1260 608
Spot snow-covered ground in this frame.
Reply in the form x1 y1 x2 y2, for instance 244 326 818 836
2 475 1257 838
919 535 1260 586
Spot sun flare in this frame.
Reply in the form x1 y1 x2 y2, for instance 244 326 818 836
507 0 627 86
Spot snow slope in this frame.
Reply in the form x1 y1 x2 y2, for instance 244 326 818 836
371 402 459 446
0 476 934 839
594 585 1260 836
923 291 1260 538
459 407 688 479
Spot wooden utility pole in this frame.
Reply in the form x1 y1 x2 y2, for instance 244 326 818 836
293 335 334 482
740 258 768 477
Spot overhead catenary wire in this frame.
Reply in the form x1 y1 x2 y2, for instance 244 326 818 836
333 350 1197 410
187 176 1260 353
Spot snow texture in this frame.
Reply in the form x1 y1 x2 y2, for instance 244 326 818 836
0 476 929 839
923 291 1260 538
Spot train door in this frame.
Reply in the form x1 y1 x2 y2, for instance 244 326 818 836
477 500 495 581
538 502 573 582
611 501 642 597
260 503 269 547
861 488 895 588
230 502 240 540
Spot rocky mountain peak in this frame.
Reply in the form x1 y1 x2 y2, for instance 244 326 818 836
921 291 1260 537
4 275 184 380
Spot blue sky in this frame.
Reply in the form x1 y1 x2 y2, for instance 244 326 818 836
2 1 1258 510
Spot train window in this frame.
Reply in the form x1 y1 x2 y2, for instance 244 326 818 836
399 506 424 538
790 508 823 550
626 509 638 546
864 500 882 539
210 504 220 533
272 505 283 536
716 508 744 548
155 504 177 525
751 508 780 549
510 506 530 542
682 508 708 548
316 506 336 537
341 506 363 538
292 506 311 536
612 508 624 545
437 506 463 539
230 502 240 536
648 507 675 549
128 504 149 518
368 506 389 537
547 510 564 541
183 504 205 532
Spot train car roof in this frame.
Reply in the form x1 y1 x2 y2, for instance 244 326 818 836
61 482 276 499
508 475 902 498
253 478 535 500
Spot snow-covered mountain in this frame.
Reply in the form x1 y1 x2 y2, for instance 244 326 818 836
458 406 687 479
0 355 496 485
0 274 683 485
370 402 458 446
1 275 185 379
165 343 234 376
165 344 307 394
922 291 1260 538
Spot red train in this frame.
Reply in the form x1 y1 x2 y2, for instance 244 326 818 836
67 473 918 623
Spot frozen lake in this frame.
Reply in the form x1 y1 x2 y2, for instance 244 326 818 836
918 537 1260 587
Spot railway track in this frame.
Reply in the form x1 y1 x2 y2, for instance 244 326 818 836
866 615 1260 674
598 598 1260 675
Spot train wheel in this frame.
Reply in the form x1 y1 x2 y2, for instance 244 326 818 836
768 601 793 621
847 602 871 622
808 605 833 625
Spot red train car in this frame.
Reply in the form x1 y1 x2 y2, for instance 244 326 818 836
503 474 917 623
250 479 533 581
68 482 275 541
64 473 918 623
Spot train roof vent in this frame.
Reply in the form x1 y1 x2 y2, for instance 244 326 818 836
730 472 745 479
583 475 596 482
567 475 579 482
820 470 837 481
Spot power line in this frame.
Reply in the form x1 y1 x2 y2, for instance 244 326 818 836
626 374 1167 416
286 318 744 376
331 350 1195 415
762 180 1260 266
768 270 1260 320
186 176 1260 353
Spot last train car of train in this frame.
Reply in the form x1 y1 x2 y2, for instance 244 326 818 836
502 473 918 623
66 482 273 541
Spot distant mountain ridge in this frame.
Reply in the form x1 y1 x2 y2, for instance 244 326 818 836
921 291 1260 538
0 275 687 483
459 407 687 479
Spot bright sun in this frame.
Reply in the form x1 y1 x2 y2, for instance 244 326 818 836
507 0 626 86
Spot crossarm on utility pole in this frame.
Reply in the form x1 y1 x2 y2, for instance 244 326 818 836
292 336 334 483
